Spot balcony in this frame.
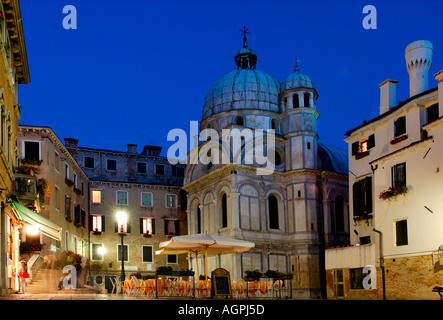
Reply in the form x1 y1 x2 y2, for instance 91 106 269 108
14 173 38 203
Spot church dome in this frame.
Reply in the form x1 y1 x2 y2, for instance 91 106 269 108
202 69 281 120
282 69 315 92
202 29 281 121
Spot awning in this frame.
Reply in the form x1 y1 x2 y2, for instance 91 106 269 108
11 199 61 241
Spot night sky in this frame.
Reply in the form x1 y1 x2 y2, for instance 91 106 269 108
18 0 443 155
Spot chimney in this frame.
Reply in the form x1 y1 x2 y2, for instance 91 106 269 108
64 138 79 148
434 69 443 114
379 79 398 115
127 144 137 154
405 40 433 97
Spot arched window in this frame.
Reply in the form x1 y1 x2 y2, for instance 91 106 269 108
304 93 310 108
334 196 345 232
235 116 244 126
293 94 299 108
197 206 202 233
268 148 282 167
269 195 279 229
221 194 228 228
271 118 279 131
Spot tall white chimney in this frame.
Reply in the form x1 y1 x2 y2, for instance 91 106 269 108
405 40 433 97
379 79 398 115
434 69 443 114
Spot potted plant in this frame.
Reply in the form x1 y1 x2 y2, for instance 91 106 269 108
179 269 195 280
379 186 408 201
264 270 281 279
156 266 173 276
244 269 262 281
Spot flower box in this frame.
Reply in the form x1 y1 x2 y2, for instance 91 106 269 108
390 134 408 145
21 159 43 166
65 179 74 187
74 187 82 195
353 214 373 221
379 186 408 201
355 151 370 160
244 270 262 281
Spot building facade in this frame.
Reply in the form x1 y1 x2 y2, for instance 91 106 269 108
184 35 349 299
325 40 443 300
18 126 89 257
65 139 187 290
0 0 30 294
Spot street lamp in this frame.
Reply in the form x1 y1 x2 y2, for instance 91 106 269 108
116 211 127 282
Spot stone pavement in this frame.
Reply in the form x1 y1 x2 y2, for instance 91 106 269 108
0 293 147 300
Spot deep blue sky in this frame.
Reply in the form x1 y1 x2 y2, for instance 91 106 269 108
18 0 443 154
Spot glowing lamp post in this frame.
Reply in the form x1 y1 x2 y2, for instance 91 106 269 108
116 211 127 282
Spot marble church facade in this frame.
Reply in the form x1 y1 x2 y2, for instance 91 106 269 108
183 33 349 299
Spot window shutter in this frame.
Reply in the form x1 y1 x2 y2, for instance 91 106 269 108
101 191 104 203
365 177 373 214
127 219 131 233
152 219 156 234
351 142 359 156
115 220 118 233
140 218 144 234
175 220 180 236
101 216 106 232
395 117 406 137
89 215 93 232
353 181 362 216
367 134 375 149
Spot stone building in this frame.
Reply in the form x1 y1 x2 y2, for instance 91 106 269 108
183 34 349 299
0 0 30 294
17 126 89 257
64 139 187 290
326 40 443 300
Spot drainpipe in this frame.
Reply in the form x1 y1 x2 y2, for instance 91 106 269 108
373 228 386 300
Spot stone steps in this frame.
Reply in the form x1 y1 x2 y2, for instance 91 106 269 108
26 268 101 294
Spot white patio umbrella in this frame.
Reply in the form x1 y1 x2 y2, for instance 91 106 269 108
155 233 255 280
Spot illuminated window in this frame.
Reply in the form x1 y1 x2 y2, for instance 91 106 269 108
166 194 177 208
351 134 375 158
91 190 103 203
92 215 103 233
141 218 154 235
116 221 128 234
164 219 179 236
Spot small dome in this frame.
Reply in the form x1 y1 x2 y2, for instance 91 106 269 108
202 69 281 120
282 71 315 92
317 143 348 175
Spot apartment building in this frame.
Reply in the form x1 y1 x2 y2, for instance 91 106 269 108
325 40 443 300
